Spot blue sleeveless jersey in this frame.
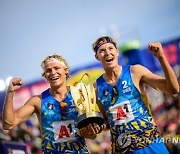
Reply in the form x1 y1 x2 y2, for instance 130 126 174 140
96 65 162 153
41 89 88 153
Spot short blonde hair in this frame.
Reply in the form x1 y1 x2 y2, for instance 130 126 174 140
41 54 70 79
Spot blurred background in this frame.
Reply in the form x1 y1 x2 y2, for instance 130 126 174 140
0 0 180 153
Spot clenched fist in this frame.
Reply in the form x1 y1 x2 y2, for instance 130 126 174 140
8 78 23 92
148 42 164 59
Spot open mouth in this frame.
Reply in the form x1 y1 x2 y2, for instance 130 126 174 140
105 58 113 63
51 76 59 81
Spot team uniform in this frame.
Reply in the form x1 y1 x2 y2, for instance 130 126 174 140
96 65 169 154
41 89 88 154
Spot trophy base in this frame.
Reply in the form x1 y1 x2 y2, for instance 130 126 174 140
76 112 104 129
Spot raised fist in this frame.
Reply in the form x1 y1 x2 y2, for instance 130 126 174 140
148 42 164 59
8 78 23 92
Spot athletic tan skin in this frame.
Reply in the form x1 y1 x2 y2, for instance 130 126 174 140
95 42 179 95
2 55 96 140
79 41 179 136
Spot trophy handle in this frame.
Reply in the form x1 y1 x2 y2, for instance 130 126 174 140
74 73 93 87
70 73 104 129
78 73 97 112
79 73 94 96
79 73 92 83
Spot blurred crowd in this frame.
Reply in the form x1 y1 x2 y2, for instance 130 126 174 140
0 66 180 154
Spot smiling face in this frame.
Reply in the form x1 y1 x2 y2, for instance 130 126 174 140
95 43 119 69
41 55 69 88
44 62 68 88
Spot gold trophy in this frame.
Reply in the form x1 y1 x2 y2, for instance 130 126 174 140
70 73 104 129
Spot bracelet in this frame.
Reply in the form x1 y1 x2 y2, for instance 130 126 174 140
4 119 13 126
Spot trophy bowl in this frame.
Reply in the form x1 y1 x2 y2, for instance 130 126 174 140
76 112 104 129
70 73 104 129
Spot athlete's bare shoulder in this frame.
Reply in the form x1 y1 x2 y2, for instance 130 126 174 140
130 64 144 77
130 64 149 92
25 95 42 113
131 64 145 72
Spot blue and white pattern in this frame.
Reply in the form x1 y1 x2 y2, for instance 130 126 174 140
41 89 88 153
96 65 164 153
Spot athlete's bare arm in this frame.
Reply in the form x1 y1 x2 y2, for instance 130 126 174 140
131 42 179 95
2 78 41 130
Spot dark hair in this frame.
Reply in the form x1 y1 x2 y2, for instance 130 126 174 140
92 36 117 53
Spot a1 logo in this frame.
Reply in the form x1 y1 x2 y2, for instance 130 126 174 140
53 120 76 142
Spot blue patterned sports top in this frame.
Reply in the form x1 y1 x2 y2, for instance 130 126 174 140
96 65 160 153
41 89 88 153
